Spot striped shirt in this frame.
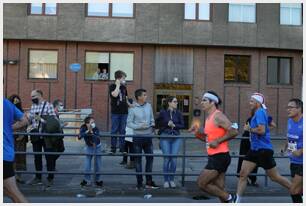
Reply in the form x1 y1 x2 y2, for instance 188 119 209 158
29 100 56 129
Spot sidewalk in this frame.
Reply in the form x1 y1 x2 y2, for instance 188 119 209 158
16 135 290 200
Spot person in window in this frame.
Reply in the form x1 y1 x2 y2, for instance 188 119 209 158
100 68 109 80
92 67 102 80
79 116 103 187
156 96 184 188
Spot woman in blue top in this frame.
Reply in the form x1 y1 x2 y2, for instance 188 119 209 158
156 96 184 188
285 98 303 203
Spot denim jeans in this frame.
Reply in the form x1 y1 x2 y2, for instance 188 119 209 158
133 138 153 184
159 137 182 182
84 145 102 182
111 114 128 150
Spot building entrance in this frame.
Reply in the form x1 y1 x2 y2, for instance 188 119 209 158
154 84 192 129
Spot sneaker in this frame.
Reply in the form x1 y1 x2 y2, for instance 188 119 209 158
120 160 127 165
27 177 42 185
96 180 103 187
46 179 54 187
80 180 89 187
227 194 237 203
145 181 159 189
169 181 176 188
163 181 170 188
136 183 144 190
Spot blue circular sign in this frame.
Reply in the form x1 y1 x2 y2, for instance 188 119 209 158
69 63 81 72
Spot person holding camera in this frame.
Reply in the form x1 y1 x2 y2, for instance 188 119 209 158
27 89 57 186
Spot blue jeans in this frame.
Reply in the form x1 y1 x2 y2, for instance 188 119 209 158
159 137 182 182
111 114 128 150
133 138 153 184
84 145 102 182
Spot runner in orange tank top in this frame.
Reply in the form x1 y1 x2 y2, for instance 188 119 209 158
189 91 238 203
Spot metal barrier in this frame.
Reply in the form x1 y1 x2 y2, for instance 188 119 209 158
14 132 289 187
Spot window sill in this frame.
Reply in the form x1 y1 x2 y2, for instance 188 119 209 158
224 82 251 87
266 84 294 89
28 78 59 82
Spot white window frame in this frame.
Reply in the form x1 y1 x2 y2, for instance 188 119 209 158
228 3 256 23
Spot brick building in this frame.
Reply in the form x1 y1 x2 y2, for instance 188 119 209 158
3 3 303 134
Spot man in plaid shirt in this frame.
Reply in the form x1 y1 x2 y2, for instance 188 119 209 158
27 89 57 186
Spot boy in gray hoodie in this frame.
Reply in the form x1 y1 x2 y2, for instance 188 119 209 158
127 89 159 190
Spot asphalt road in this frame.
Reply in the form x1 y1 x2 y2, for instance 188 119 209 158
4 195 293 203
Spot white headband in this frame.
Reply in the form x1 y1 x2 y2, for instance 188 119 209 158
251 93 267 109
203 93 219 104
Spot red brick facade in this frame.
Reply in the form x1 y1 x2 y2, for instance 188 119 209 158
3 39 302 134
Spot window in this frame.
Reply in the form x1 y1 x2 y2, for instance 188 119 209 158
184 3 210 20
224 55 250 83
87 3 109 16
267 57 292 85
112 3 134 17
29 50 58 79
85 52 133 81
228 3 256 23
280 4 302 26
30 3 57 15
87 3 134 17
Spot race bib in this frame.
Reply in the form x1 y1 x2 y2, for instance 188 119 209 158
288 141 297 152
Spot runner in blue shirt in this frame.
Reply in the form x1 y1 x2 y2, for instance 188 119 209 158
232 93 291 203
285 98 303 203
3 98 28 202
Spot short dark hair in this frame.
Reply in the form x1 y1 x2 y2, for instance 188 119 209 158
289 98 303 113
53 99 62 108
114 70 127 79
84 116 93 124
206 90 222 108
135 89 146 100
36 90 43 96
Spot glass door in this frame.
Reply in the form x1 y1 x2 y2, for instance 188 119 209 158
154 84 192 129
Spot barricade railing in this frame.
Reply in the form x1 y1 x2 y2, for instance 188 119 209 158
14 132 289 188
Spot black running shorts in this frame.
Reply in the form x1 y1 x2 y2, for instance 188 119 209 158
205 152 231 173
3 160 15 180
290 163 303 177
244 149 276 170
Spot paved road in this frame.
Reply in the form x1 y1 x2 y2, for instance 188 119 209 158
6 135 293 203
4 195 292 203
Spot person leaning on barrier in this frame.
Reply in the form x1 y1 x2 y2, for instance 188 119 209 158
8 94 28 184
189 91 238 203
127 89 159 190
78 116 103 187
52 99 67 155
3 98 29 203
233 93 291 203
27 89 58 186
155 96 184 189
283 98 303 203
